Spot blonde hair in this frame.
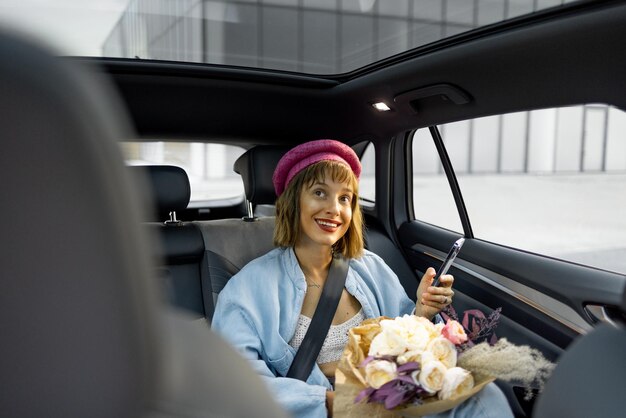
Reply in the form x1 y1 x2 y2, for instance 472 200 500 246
274 160 364 259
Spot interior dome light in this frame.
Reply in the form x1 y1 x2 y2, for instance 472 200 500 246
372 102 391 111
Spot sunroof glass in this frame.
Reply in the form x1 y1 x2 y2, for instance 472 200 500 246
1 0 578 74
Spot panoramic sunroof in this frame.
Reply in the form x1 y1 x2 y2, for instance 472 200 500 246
1 0 577 75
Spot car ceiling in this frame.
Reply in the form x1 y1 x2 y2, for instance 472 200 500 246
78 0 626 148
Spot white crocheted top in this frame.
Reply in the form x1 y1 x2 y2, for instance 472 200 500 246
289 308 366 365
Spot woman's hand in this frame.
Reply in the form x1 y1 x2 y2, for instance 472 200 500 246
326 391 334 417
415 267 455 320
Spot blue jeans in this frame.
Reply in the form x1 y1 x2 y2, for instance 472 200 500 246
425 383 514 418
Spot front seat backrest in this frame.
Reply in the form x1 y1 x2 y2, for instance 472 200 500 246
0 29 287 418
0 31 159 417
533 322 626 418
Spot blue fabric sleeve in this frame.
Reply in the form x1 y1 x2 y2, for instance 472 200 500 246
360 252 445 323
357 251 416 317
212 299 328 418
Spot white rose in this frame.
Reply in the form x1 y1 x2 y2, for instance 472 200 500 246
369 318 410 356
426 336 457 368
380 318 414 354
398 349 435 366
413 316 444 340
369 329 403 356
397 349 421 365
438 367 475 400
365 360 397 389
419 351 436 365
386 315 432 353
413 359 447 394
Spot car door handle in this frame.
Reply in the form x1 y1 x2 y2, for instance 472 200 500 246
584 304 623 326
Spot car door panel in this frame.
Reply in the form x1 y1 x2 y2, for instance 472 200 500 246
397 220 626 351
394 220 575 418
399 220 572 349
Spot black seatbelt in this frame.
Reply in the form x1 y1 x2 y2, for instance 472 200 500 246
286 255 349 381
199 249 215 322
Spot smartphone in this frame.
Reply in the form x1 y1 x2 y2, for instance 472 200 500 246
431 238 465 286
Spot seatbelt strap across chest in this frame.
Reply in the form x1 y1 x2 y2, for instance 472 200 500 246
286 255 349 381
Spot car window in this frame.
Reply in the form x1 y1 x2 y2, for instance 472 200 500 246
121 141 246 202
359 142 376 204
413 105 626 274
412 128 463 233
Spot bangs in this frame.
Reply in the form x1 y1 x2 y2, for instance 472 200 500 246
303 160 359 194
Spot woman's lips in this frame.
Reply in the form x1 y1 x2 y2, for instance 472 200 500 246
316 219 341 232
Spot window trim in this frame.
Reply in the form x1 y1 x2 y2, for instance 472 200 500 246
408 127 473 237
428 126 474 238
354 140 377 207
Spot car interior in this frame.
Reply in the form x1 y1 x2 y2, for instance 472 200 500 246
2 0 626 417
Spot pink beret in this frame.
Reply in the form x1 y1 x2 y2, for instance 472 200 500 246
273 139 361 196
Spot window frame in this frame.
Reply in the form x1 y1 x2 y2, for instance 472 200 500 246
412 105 626 276
407 126 473 237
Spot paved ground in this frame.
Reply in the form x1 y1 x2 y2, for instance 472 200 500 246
413 173 626 275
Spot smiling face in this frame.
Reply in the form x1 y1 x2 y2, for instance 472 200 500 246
274 160 364 258
296 174 353 250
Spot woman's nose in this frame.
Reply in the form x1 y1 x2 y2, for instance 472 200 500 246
325 198 341 215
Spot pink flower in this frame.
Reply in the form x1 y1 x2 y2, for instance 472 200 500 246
442 320 468 345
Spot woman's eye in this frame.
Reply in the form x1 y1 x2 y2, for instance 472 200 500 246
340 195 352 203
314 189 325 197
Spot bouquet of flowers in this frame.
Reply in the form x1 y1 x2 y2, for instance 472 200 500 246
334 315 495 417
334 309 555 417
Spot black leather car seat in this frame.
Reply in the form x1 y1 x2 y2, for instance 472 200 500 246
130 165 208 318
192 146 287 321
0 29 287 418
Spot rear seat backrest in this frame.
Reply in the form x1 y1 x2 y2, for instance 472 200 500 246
193 218 276 305
130 165 208 318
193 146 289 319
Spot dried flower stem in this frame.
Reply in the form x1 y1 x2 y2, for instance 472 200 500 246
458 338 555 400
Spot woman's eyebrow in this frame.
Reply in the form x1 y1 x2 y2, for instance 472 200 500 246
311 181 353 193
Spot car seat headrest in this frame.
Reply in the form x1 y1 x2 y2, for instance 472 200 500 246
130 165 191 214
234 145 289 205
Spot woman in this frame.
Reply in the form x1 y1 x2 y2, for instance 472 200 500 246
212 140 512 418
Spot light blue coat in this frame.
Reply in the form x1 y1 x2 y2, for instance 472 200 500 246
212 247 416 418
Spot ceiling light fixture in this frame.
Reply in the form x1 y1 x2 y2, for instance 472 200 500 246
372 102 391 112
